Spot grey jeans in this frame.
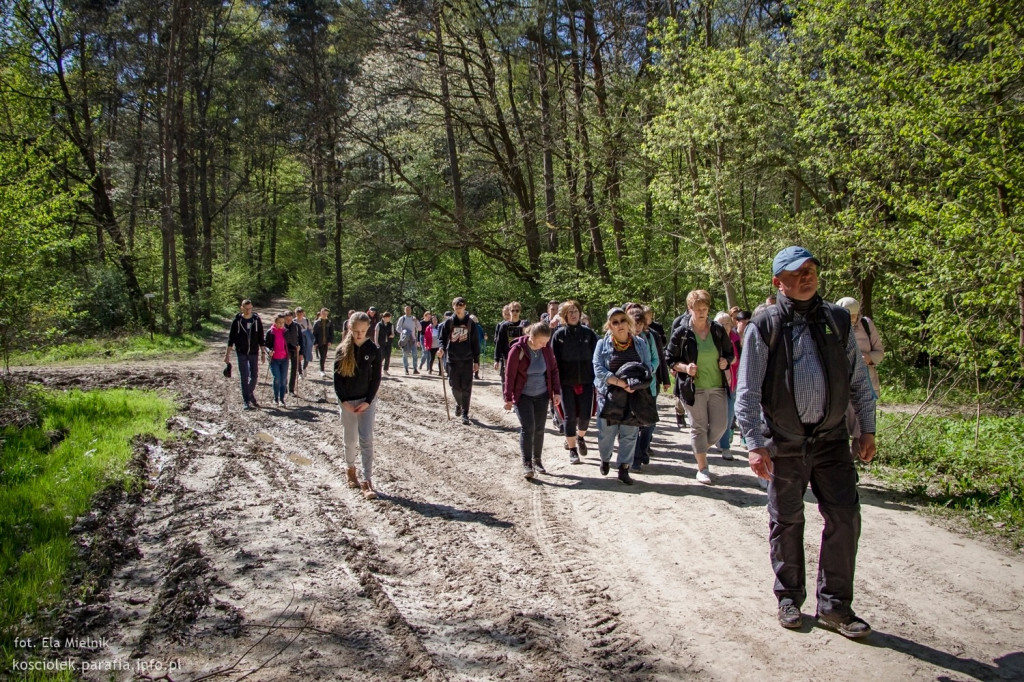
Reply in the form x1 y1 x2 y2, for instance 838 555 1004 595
340 398 376 480
684 387 728 454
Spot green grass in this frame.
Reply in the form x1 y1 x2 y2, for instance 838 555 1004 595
0 388 175 671
8 315 228 366
872 411 1024 548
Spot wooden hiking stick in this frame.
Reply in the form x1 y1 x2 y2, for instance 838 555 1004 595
439 360 452 421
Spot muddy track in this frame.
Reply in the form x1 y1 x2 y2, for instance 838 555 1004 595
11 324 1024 681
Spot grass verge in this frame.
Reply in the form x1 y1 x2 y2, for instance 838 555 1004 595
872 411 1024 549
0 387 175 674
8 315 229 367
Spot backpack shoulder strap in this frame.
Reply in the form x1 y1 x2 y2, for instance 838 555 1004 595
861 316 871 338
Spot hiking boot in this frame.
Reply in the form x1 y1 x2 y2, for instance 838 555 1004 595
778 603 802 629
455 405 462 417
577 437 588 456
533 460 546 474
600 460 610 476
816 612 872 639
361 480 377 500
346 467 359 489
696 468 712 484
618 464 634 485
523 464 534 479
568 448 581 465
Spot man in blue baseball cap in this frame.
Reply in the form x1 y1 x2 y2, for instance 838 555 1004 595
735 246 877 638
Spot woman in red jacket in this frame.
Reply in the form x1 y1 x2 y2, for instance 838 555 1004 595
503 322 561 479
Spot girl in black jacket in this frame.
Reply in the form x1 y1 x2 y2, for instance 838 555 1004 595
334 312 383 500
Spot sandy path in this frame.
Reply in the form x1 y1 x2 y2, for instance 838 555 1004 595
13 324 1024 681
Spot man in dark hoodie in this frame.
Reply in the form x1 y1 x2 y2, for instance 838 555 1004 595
284 310 302 395
437 296 480 425
225 299 265 410
313 308 335 377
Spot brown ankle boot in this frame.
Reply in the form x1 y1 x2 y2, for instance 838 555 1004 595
346 467 359 489
361 480 377 500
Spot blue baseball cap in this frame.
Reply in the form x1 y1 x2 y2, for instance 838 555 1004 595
772 246 820 276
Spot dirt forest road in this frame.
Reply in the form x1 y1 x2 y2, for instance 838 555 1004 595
15 315 1024 681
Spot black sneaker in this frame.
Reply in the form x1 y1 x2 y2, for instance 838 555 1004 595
577 437 588 456
533 460 546 474
461 416 470 425
778 603 802 629
816 612 871 638
413 370 420 375
250 399 261 409
568 448 581 464
243 403 251 411
618 464 634 485
600 460 610 476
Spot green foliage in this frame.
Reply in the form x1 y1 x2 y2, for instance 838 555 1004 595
873 411 1024 547
0 389 175 663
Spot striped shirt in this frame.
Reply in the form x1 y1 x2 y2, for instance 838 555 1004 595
735 312 876 451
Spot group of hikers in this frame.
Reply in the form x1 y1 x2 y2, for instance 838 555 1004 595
225 245 885 639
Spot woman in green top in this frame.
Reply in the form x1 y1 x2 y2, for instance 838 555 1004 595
664 290 735 484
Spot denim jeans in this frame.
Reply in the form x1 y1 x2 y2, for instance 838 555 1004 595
269 358 288 401
340 398 376 480
515 393 549 466
236 352 259 405
717 392 736 451
402 345 419 371
596 417 638 466
636 424 655 463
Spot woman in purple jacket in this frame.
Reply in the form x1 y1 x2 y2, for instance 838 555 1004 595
503 323 562 479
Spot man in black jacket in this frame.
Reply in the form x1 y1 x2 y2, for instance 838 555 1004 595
438 296 480 425
224 299 265 410
312 308 335 376
284 310 302 395
736 246 877 638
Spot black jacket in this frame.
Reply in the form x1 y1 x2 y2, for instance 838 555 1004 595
227 313 264 355
439 314 480 364
375 321 393 349
598 362 658 427
333 340 383 403
313 318 335 347
494 319 527 361
551 323 599 386
665 313 734 406
284 321 301 350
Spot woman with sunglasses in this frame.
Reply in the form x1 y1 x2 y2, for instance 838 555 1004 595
593 307 655 485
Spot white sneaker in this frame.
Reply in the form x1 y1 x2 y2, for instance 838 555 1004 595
319 371 325 378
696 469 712 485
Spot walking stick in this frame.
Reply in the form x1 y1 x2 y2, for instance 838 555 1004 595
439 359 452 421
